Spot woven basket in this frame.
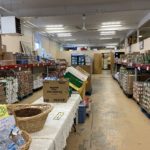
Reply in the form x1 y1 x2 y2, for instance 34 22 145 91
20 130 32 150
8 104 53 133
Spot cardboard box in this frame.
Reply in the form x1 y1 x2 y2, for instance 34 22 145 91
43 79 69 103
76 66 92 92
93 53 102 74
66 66 88 81
3 52 14 60
79 65 93 74
69 81 86 99
0 60 16 66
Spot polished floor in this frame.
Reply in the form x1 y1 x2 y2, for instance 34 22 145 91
66 71 150 150
22 71 150 150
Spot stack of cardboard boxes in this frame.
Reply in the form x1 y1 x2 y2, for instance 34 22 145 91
76 66 92 95
93 53 102 74
0 46 16 66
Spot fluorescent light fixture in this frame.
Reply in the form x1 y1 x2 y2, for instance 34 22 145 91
106 46 116 48
101 24 122 28
99 28 121 31
100 37 113 40
106 43 118 46
45 24 63 28
47 30 69 33
57 33 72 37
102 21 121 25
63 39 76 41
46 27 64 30
100 31 116 35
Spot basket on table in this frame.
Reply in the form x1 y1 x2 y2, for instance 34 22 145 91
7 104 53 133
20 130 32 150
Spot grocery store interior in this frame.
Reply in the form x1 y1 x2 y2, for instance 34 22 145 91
0 1 150 150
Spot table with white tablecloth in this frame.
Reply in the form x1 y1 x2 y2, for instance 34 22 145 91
30 94 81 150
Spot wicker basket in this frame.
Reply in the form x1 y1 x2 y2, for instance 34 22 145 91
8 104 53 133
20 130 32 150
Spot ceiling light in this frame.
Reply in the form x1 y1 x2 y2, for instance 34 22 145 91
46 27 64 30
106 43 118 46
101 24 122 28
47 30 69 33
63 39 76 41
102 21 121 25
106 46 116 49
100 31 116 35
100 37 113 40
57 33 72 37
99 28 121 31
45 24 63 28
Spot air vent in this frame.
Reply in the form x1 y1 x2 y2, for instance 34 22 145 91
1 16 22 35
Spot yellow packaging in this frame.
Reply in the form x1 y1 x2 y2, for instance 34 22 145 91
0 105 9 119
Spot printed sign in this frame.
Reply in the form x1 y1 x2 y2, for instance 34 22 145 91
0 105 9 119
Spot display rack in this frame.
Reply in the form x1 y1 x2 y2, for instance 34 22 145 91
0 60 58 103
113 61 150 117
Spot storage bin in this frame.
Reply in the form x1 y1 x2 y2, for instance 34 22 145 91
78 103 86 123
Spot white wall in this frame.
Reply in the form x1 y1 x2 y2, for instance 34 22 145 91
125 37 150 53
1 26 60 58
57 49 115 65
2 26 33 53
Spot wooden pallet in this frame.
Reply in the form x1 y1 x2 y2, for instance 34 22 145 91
123 90 133 98
141 107 150 119
18 92 33 100
33 86 43 92
85 89 92 96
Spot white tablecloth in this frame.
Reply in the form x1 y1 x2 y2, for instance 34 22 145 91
30 94 81 150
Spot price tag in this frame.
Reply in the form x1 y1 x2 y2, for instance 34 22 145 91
53 112 64 120
138 67 140 71
0 105 9 119
146 66 149 71
19 67 21 71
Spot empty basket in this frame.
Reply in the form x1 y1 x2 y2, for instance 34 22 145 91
8 104 53 133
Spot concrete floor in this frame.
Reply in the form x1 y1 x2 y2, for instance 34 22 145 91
21 71 150 150
66 71 150 150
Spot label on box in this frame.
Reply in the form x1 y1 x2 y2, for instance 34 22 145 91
0 105 9 119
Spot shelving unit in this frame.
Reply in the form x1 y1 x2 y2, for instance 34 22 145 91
113 61 150 116
0 60 58 103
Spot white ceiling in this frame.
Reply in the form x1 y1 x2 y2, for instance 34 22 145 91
0 0 150 47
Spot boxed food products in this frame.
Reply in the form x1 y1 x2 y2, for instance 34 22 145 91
3 52 14 60
43 79 69 102
133 81 144 102
69 81 86 99
17 71 33 98
0 77 18 104
64 72 83 88
76 66 92 93
66 66 88 81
